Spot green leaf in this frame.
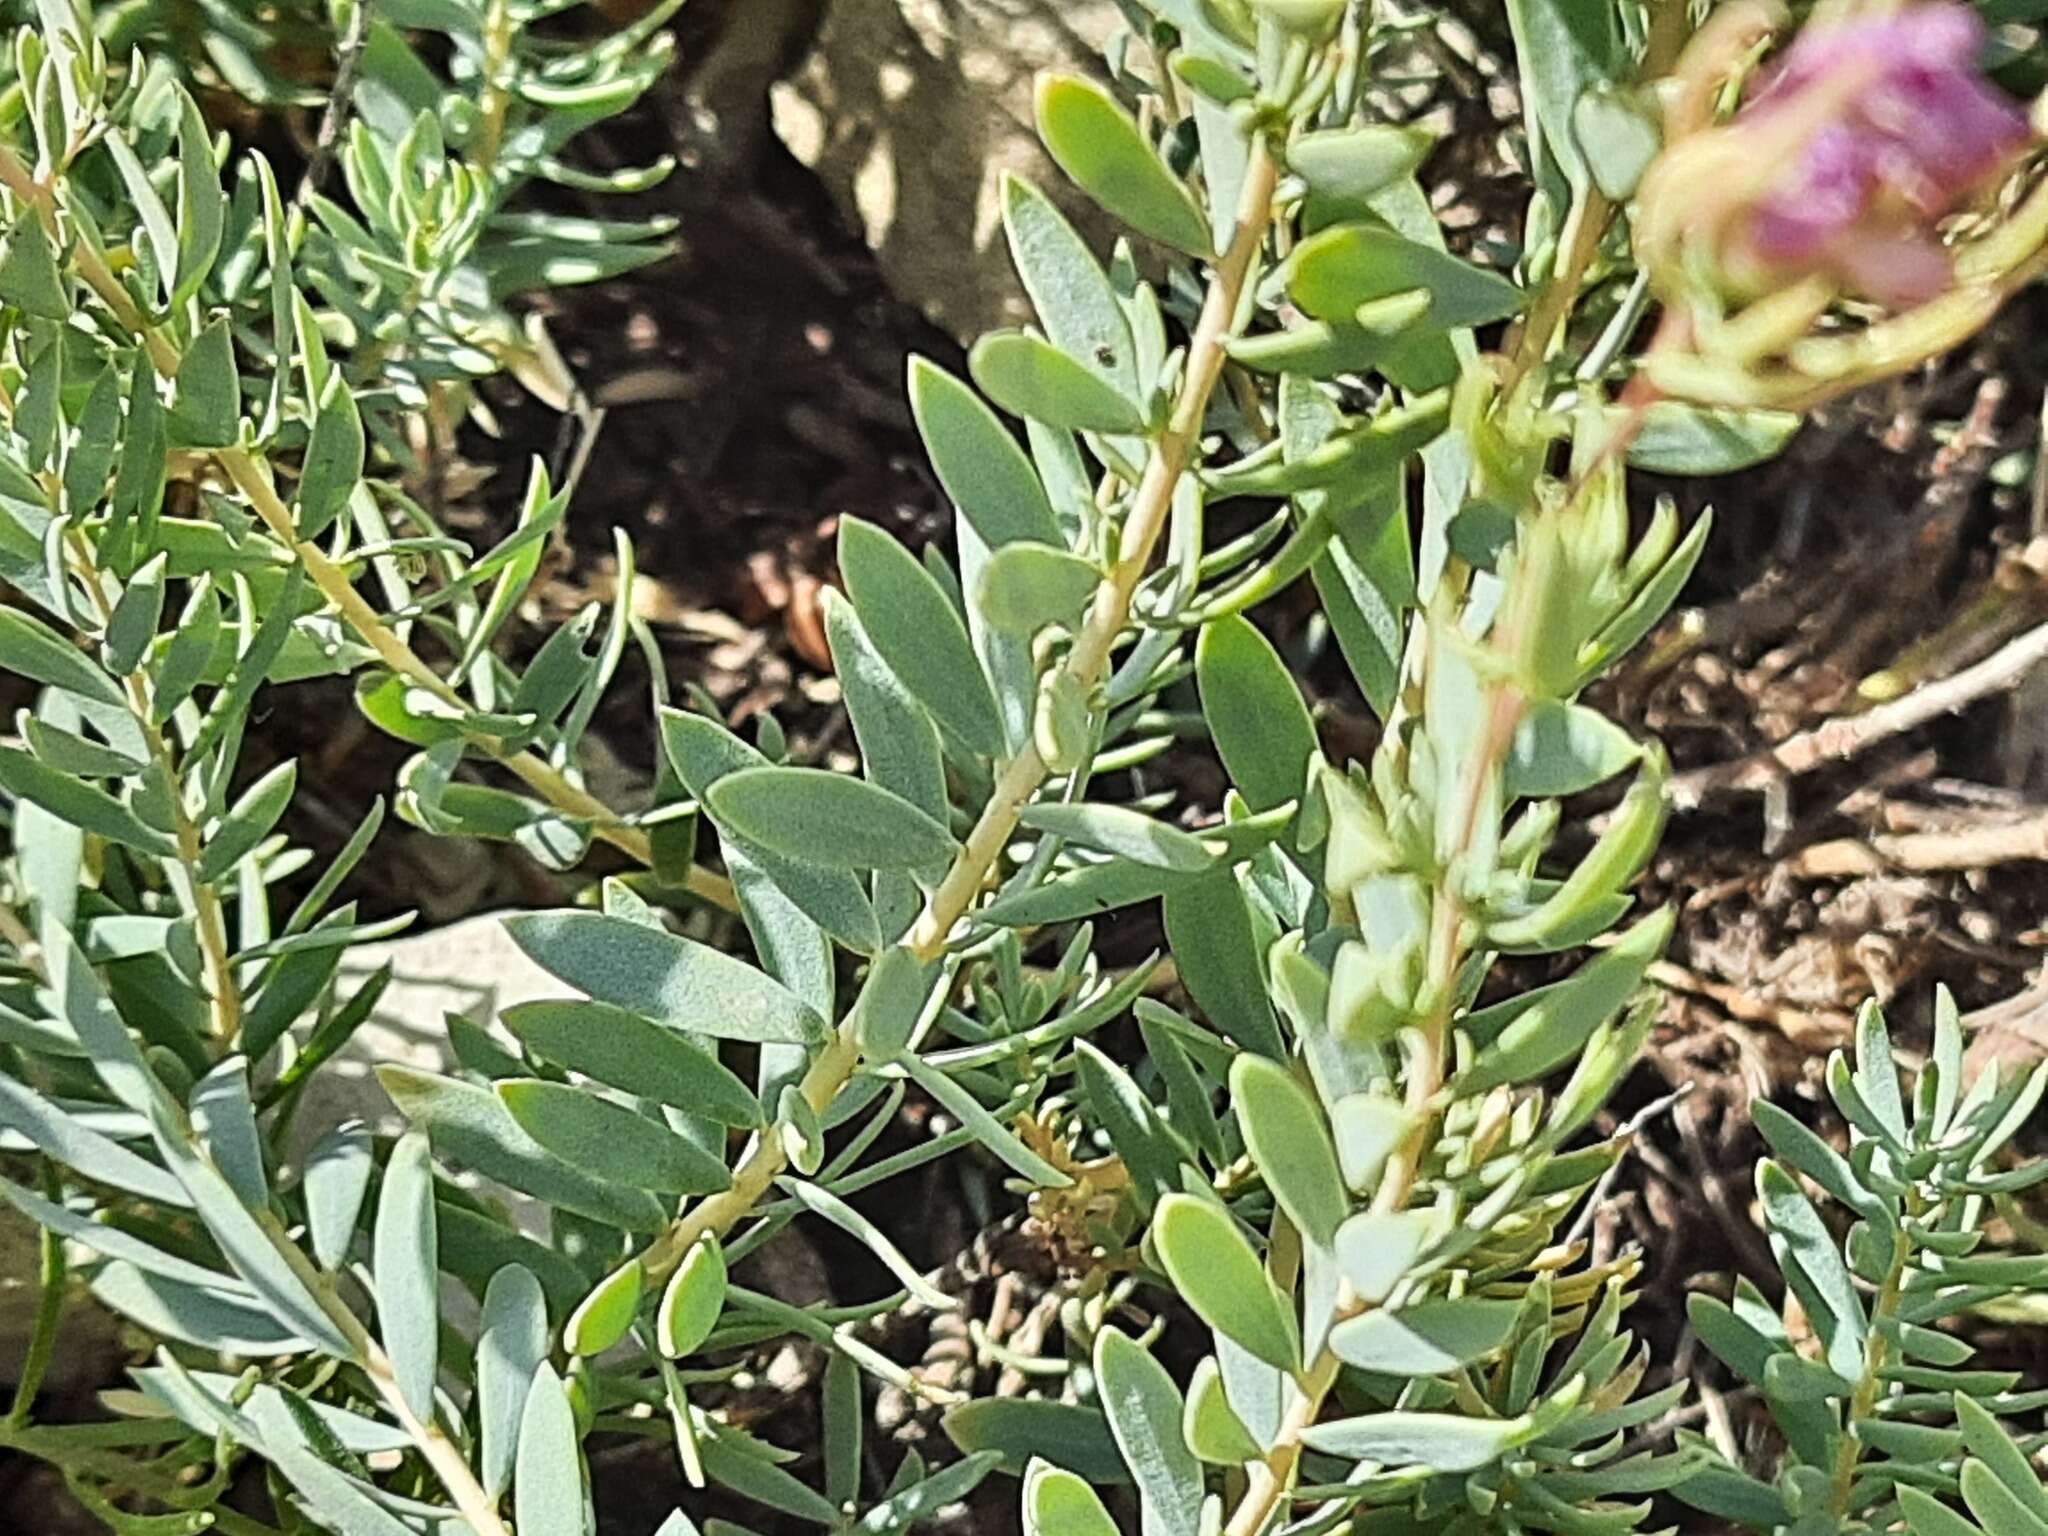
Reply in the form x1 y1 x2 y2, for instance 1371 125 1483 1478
944 1399 1129 1484
1024 1459 1121 1536
699 1425 839 1524
860 1451 1004 1535
1504 700 1641 799
1329 1093 1414 1199
1750 1101 1880 1224
190 1058 266 1209
1231 1054 1347 1246
101 552 167 677
171 316 239 448
1504 0 1621 195
1962 1458 2048 1536
1483 762 1665 952
1246 0 1344 35
847 945 937 1061
1002 174 1142 405
83 954 358 1352
478 1265 549 1499
373 1131 439 1420
781 1176 957 1310
1618 402 1800 475
970 328 1151 435
133 1367 410 1458
300 376 366 536
153 576 220 723
92 1261 307 1356
896 1050 1073 1186
267 1442 417 1536
15 331 59 470
1095 1328 1203 1536
0 1174 228 1290
498 1078 734 1196
705 765 958 872
1183 1356 1261 1464
197 758 297 881
1198 614 1316 815
1956 1394 2048 1523
1162 869 1283 1056
1333 1209 1438 1304
1570 84 1662 201
1019 801 1216 873
173 89 227 304
303 1120 373 1270
1458 909 1672 1093
0 215 68 319
112 351 169 549
838 515 1005 757
1271 374 1412 718
502 999 760 1128
1299 1407 1532 1472
378 1065 668 1232
23 715 142 779
0 745 177 854
908 357 1063 550
1036 74 1213 258
1171 53 1255 104
1075 1039 1185 1215
1758 1159 1866 1381
1152 1191 1299 1370
64 364 124 515
657 1236 727 1358
822 587 948 823
0 604 126 707
505 910 828 1046
1854 998 1909 1144
661 708 882 953
1285 224 1523 331
974 543 1102 635
566 1258 643 1356
0 1073 187 1206
107 123 178 303
1329 1297 1522 1373
1289 126 1436 213
516 1364 590 1536
1900 1486 1988 1536
1578 509 1713 682
824 1351 861 1509
437 1203 586 1320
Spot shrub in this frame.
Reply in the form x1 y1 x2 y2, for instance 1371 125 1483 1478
0 1 2042 1534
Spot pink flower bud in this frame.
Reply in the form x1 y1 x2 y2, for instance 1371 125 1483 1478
1723 3 2032 303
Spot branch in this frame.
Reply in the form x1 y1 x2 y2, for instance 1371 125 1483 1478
637 137 1286 1287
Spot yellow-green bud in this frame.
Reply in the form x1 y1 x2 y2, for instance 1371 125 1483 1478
1246 0 1346 37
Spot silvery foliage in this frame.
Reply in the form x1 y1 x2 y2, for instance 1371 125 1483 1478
0 0 2041 1534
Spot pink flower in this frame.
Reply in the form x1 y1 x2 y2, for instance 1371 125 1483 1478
1724 3 2032 304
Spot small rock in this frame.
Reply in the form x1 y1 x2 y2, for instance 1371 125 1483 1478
291 912 561 1165
771 0 1126 341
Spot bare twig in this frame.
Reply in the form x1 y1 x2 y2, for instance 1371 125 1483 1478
1646 958 1846 1040
1670 617 2048 810
295 0 373 212
1790 807 2048 876
1564 1082 1696 1247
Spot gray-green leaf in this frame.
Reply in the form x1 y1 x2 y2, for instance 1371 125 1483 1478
505 910 828 1046
373 1131 439 1420
705 765 959 873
